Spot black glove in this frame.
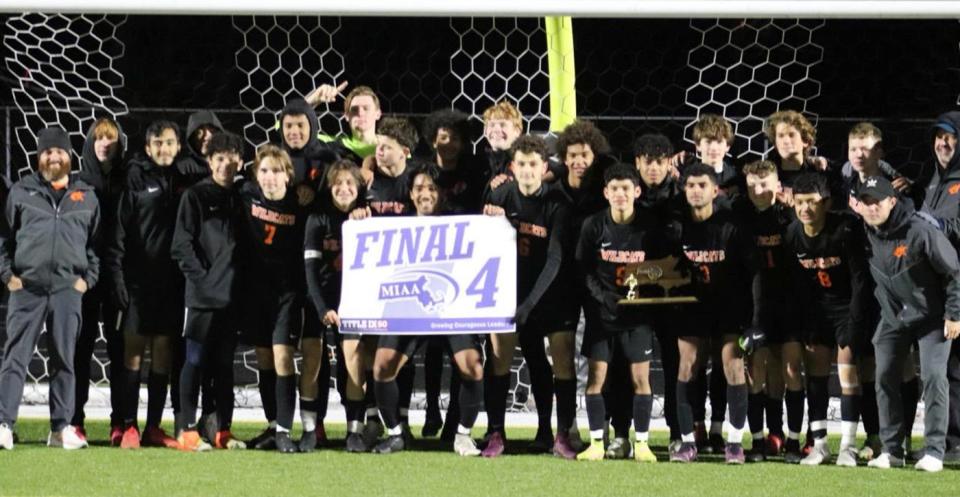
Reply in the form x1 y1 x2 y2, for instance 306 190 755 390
110 278 130 309
739 327 767 355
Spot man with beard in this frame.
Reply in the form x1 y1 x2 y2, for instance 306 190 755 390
0 127 100 450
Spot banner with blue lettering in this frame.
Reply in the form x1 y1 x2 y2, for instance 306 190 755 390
339 215 517 335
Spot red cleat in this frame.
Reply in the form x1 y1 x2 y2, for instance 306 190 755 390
316 423 328 446
141 426 179 449
766 433 784 455
72 425 87 443
109 425 123 447
120 426 141 449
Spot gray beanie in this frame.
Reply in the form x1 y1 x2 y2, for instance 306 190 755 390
37 127 71 154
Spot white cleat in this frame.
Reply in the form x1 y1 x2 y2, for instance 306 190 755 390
0 423 14 450
835 447 858 467
867 452 905 469
47 425 88 450
800 443 830 465
453 434 481 457
914 455 944 473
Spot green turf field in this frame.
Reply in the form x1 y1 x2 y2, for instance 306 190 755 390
0 419 957 497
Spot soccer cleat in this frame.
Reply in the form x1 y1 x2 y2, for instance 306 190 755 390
915 455 944 473
552 432 577 460
109 425 124 447
670 442 698 463
529 428 554 454
784 439 803 464
725 443 745 465
74 425 87 441
0 423 14 450
453 434 481 457
214 430 246 450
801 434 814 456
707 433 725 455
345 432 369 453
316 423 328 447
800 443 830 465
766 433 784 456
836 447 858 467
667 439 682 457
362 418 384 448
867 452 905 469
634 441 657 463
439 422 457 443
48 425 89 450
859 435 881 461
577 440 605 461
275 431 298 453
298 430 317 453
605 437 633 459
373 435 405 454
746 443 766 462
120 425 141 449
198 412 219 444
481 431 506 458
141 426 179 449
422 409 443 438
567 427 585 452
247 426 277 450
177 430 212 452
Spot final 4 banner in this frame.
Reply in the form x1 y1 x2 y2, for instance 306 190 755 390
339 215 517 335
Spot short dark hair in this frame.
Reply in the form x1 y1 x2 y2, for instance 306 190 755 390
556 120 610 159
145 120 180 142
741 160 778 178
509 134 549 162
792 172 831 199
422 109 471 148
377 116 418 151
406 162 441 192
205 132 244 158
632 133 674 160
682 162 718 185
603 163 641 187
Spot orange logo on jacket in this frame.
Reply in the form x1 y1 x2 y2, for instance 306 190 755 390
949 184 960 195
70 191 85 202
893 245 908 258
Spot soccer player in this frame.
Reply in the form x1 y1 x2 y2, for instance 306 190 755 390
0 127 99 450
575 163 665 463
842 122 912 207
481 100 524 185
179 110 223 176
368 164 485 456
73 117 125 443
858 175 960 472
671 163 760 464
305 159 376 453
364 117 418 217
106 120 194 450
690 113 740 198
170 132 246 452
237 145 324 453
276 97 339 206
482 134 569 458
308 83 381 165
420 108 486 214
734 160 805 462
783 173 871 466
764 110 843 204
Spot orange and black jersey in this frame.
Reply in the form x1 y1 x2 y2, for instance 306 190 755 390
486 181 569 317
576 208 672 331
366 165 414 216
783 212 871 335
237 181 306 292
678 206 761 305
304 200 349 317
733 198 795 300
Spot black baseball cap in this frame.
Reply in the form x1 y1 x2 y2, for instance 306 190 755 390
857 176 897 202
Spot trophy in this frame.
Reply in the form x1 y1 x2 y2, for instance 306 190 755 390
620 255 698 305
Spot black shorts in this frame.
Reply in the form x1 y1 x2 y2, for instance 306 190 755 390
183 306 237 343
301 302 324 341
582 324 654 363
121 285 183 337
757 304 802 345
240 291 303 347
378 334 481 357
676 304 740 338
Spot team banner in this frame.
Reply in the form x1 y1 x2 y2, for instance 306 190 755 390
339 215 517 335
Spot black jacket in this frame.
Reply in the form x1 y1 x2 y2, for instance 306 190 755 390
0 174 100 293
921 111 960 247
171 178 239 308
277 98 339 189
866 200 960 334
78 121 127 262
178 110 223 177
106 155 201 293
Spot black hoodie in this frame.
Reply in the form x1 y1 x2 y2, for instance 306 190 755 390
921 111 960 246
866 199 960 334
179 110 223 177
79 120 127 260
276 98 339 190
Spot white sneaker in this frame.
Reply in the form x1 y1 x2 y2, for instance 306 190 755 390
47 425 88 450
0 423 13 450
605 437 633 459
800 443 830 465
867 452 905 469
453 434 481 457
914 455 944 473
835 447 858 467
